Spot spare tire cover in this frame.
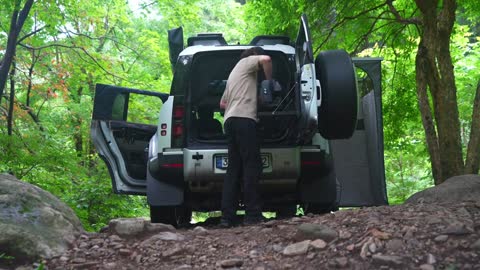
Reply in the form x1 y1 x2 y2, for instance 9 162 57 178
315 50 358 139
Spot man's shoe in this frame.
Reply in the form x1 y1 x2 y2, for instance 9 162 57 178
219 218 235 228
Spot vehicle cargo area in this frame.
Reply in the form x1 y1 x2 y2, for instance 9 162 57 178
186 50 299 145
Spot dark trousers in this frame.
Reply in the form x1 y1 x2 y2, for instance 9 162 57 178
221 117 262 220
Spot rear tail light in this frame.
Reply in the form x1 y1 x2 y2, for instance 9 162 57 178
173 106 185 119
301 161 321 166
161 163 183 168
171 104 185 147
173 123 183 137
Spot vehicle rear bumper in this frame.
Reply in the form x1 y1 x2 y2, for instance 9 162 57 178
148 149 184 182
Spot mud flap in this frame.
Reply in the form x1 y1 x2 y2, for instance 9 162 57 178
146 162 184 206
299 151 339 207
300 170 339 207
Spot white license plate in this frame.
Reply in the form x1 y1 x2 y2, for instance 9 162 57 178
215 154 271 170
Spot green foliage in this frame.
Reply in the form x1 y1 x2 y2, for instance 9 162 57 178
0 0 161 231
1 0 479 231
0 253 15 261
243 0 478 201
63 160 149 231
36 263 45 270
0 0 252 231
156 0 246 44
0 253 15 269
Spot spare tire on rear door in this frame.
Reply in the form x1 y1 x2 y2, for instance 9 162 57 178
315 50 358 139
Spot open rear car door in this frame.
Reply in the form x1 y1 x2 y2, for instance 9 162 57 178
332 58 388 206
294 14 320 142
91 84 168 195
296 14 387 207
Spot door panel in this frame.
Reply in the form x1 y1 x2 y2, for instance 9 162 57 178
331 58 388 206
91 84 168 195
295 14 319 142
295 14 314 69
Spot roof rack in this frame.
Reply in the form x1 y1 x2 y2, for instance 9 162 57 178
249 35 290 46
187 33 227 46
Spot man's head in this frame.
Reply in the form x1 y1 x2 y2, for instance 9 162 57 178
240 46 266 59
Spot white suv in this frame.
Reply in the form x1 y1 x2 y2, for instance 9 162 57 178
91 15 388 226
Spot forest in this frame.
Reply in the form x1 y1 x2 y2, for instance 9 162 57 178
0 0 479 231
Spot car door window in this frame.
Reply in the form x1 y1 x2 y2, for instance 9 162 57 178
126 93 163 125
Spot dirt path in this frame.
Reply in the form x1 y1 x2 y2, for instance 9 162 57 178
44 202 480 270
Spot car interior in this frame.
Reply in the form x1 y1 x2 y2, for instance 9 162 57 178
187 50 298 144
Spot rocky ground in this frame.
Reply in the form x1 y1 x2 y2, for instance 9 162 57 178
34 201 480 270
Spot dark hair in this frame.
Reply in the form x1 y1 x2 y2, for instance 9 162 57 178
240 46 266 59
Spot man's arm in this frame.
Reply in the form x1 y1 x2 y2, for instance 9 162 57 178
258 55 272 80
219 98 227 109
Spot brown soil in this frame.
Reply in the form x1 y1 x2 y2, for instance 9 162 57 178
43 202 480 270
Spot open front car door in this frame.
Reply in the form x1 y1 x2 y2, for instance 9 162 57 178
90 84 168 195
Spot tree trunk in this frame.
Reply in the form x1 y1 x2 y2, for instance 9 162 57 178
0 0 34 100
465 80 480 174
74 87 84 158
414 0 464 185
415 43 442 183
7 61 16 136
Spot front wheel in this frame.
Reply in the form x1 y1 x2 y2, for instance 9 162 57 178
150 205 192 227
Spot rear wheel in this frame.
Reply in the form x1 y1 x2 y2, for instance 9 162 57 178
302 202 338 215
315 50 358 139
150 205 192 227
275 205 297 219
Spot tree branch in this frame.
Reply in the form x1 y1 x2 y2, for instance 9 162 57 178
17 25 48 44
313 0 421 54
0 0 34 100
18 42 126 81
17 101 45 132
313 2 390 53
15 0 34 36
386 0 421 25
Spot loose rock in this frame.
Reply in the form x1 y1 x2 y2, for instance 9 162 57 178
282 240 311 256
219 258 243 268
296 223 338 242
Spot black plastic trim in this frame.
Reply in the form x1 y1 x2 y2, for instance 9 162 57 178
149 153 184 183
300 150 333 179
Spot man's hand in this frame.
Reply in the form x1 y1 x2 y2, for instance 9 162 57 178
219 99 227 109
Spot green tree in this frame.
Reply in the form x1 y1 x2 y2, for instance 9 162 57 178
0 0 34 101
0 0 248 230
243 0 480 186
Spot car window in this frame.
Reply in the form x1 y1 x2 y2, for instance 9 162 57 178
112 94 126 121
356 69 374 97
126 94 163 126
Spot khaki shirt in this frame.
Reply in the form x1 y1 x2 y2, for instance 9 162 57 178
221 55 261 122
